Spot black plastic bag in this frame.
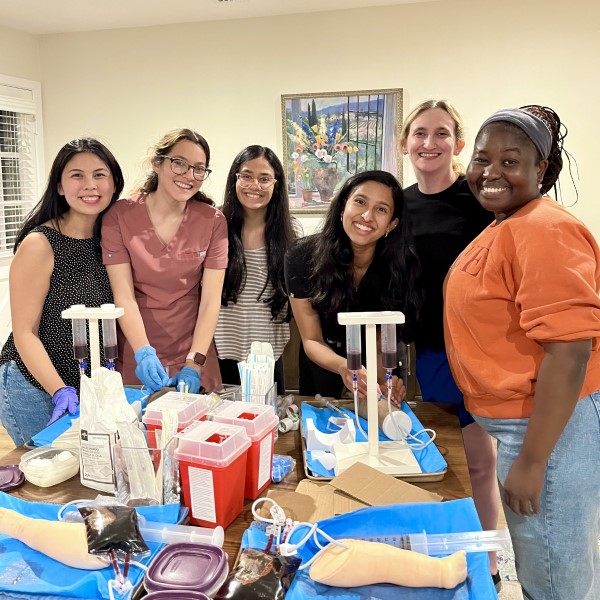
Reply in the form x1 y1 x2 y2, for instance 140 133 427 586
214 547 301 600
78 505 149 556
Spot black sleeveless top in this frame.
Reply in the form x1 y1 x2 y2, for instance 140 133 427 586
0 226 113 392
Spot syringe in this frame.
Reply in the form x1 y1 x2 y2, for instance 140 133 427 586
315 394 346 416
140 521 225 547
381 322 397 399
346 529 512 556
345 324 367 439
70 304 88 375
101 303 118 370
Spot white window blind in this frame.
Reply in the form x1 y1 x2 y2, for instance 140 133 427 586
0 75 44 257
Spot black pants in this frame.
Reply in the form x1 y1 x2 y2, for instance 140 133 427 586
218 356 286 395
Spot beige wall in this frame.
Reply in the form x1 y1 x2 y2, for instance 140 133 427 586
0 25 41 81
1 0 599 237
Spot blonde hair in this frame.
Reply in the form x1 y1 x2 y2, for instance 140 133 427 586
401 100 466 175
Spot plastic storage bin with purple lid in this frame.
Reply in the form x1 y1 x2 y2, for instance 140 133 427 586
144 542 228 597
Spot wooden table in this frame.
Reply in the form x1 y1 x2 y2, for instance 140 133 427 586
1 398 471 570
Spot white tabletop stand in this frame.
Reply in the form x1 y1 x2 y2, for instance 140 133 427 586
337 310 418 475
61 305 124 370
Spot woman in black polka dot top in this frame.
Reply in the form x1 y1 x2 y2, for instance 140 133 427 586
0 139 124 445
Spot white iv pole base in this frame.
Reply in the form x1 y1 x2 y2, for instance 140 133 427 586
332 441 422 476
337 311 421 477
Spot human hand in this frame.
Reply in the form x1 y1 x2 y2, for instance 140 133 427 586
48 386 79 425
340 366 369 398
384 375 406 407
503 454 546 516
167 366 201 394
134 345 169 392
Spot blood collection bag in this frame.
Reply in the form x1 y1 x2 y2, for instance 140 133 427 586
214 548 301 600
78 505 150 556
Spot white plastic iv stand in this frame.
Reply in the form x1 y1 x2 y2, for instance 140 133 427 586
61 304 124 370
336 310 420 475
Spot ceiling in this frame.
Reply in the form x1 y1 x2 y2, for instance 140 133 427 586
0 0 438 35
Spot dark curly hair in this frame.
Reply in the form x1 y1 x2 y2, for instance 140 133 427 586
519 105 576 200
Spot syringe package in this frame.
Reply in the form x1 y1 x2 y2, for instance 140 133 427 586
79 368 138 493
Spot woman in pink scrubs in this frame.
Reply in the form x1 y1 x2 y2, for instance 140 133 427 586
101 129 228 393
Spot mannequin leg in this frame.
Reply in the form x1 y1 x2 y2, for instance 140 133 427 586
309 539 467 589
0 508 107 569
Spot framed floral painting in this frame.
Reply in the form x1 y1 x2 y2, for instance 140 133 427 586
281 88 403 213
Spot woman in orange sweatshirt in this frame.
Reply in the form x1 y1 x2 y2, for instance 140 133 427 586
445 105 600 600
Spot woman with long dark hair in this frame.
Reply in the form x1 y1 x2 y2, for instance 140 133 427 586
102 128 228 394
216 145 301 393
285 170 420 401
0 138 123 444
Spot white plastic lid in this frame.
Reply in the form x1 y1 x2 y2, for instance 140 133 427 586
211 400 278 441
142 392 209 428
174 421 251 468
19 446 79 487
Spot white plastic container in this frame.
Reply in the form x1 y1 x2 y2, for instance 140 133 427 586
142 392 209 447
19 446 79 487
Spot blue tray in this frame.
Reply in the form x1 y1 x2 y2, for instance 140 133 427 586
0 492 184 600
241 499 498 599
31 387 148 447
300 401 447 480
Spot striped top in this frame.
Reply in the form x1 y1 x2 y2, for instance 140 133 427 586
215 246 291 361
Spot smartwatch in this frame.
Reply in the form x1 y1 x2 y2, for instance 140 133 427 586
186 352 207 367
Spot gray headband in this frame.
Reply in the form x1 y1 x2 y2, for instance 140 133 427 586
479 108 552 160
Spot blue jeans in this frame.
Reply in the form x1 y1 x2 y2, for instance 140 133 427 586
475 392 600 600
0 361 55 446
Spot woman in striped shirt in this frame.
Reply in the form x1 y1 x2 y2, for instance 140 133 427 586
216 146 302 393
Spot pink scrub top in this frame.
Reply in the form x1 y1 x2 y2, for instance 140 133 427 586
101 194 228 392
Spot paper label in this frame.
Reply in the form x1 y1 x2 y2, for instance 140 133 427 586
257 432 273 489
80 430 115 492
188 466 216 523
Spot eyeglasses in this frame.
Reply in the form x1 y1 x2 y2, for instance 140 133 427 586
163 156 212 181
236 172 277 190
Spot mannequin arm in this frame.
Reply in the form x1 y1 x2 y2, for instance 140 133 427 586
0 508 107 570
309 539 467 589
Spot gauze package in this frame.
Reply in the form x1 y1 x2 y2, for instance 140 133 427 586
79 367 138 492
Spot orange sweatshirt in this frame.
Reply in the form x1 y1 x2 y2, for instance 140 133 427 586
444 197 600 419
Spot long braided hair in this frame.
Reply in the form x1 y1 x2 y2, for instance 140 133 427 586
520 105 577 201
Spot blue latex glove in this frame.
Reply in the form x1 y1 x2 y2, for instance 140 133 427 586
168 366 201 394
134 345 169 392
48 386 79 425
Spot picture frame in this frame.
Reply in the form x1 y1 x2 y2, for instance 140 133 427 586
281 88 403 214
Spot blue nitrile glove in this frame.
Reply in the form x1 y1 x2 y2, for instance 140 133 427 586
167 366 201 394
134 345 169 392
48 386 79 425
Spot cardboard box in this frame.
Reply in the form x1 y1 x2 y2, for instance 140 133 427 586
259 462 442 522
329 462 442 506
